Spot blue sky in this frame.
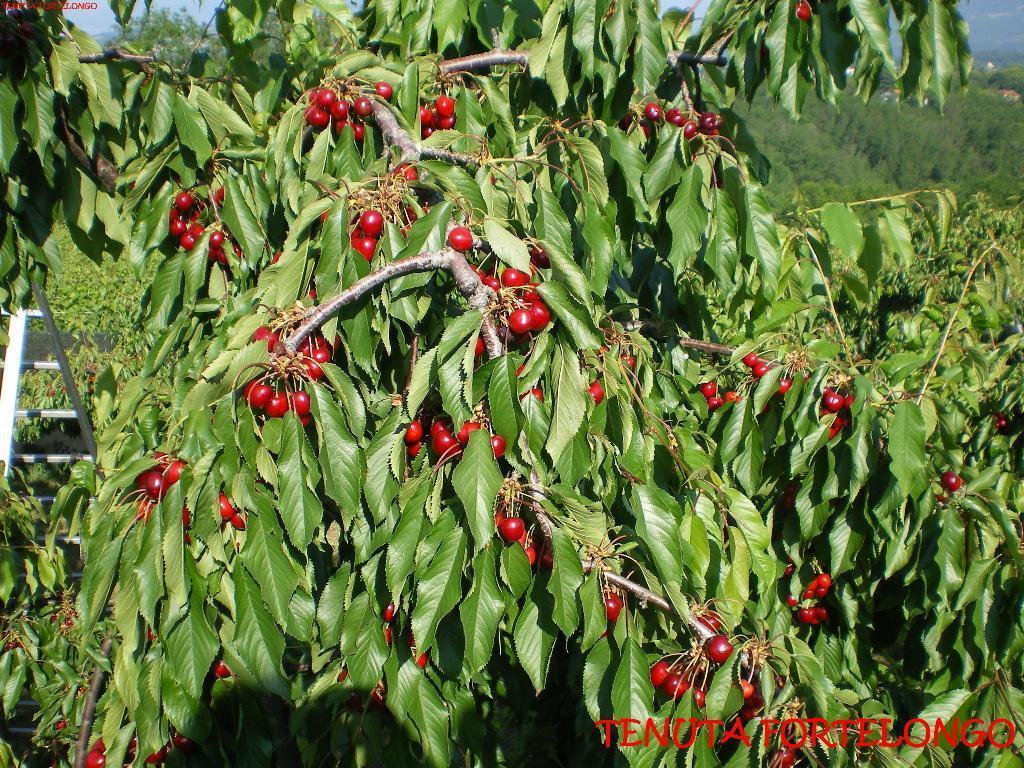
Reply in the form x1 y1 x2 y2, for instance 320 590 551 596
66 0 696 37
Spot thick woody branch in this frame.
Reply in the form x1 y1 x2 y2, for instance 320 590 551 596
439 49 530 73
74 636 113 768
668 50 728 68
285 249 502 358
678 337 735 356
55 100 118 196
370 102 478 167
78 48 157 64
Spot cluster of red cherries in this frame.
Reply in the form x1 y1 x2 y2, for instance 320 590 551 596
819 386 854 440
84 731 195 768
698 352 793 413
303 81 393 140
0 6 37 56
493 509 555 569
132 453 186 524
784 570 832 626
407 416 507 462
349 208 386 261
419 94 458 138
446 226 555 340
244 327 336 425
167 189 240 264
620 102 724 141
380 604 430 668
993 411 1013 434
648 630 734 707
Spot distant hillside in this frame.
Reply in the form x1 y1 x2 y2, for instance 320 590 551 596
740 69 1024 208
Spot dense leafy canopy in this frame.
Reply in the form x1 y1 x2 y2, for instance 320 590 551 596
3 1 1023 767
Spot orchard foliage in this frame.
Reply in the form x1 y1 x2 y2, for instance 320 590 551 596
2 0 1023 766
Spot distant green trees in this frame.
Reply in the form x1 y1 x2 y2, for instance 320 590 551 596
743 68 1024 208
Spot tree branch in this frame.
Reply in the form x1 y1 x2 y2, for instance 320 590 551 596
439 49 529 73
78 48 157 64
668 50 728 68
54 101 118 195
678 337 735 356
370 102 478 167
284 248 501 358
73 636 113 768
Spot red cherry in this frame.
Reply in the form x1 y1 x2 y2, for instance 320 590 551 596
682 120 699 140
435 95 456 118
530 247 550 268
742 352 760 368
500 267 530 287
777 378 793 395
448 227 474 251
724 391 740 403
699 382 717 398
816 573 832 590
245 378 273 407
436 114 456 130
351 122 365 141
144 471 165 501
786 595 798 608
604 594 623 622
822 390 845 412
740 680 755 700
164 460 185 486
431 418 451 437
306 107 330 128
529 387 544 403
179 234 196 251
797 607 816 624
621 354 636 369
416 652 429 668
666 107 685 126
330 100 349 121
265 392 289 418
217 493 235 522
229 513 246 530
508 308 534 336
213 660 232 678
524 545 537 565
375 81 393 100
350 234 377 260
707 396 724 412
315 88 337 108
705 634 733 664
383 602 396 622
360 210 385 237
803 587 816 600
795 0 812 22
814 606 829 622
529 301 551 331
483 275 501 291
169 218 187 237
188 222 204 238
174 192 194 212
85 751 107 768
644 102 663 122
778 749 797 768
456 421 482 444
662 673 688 699
650 660 671 687
353 96 373 117
700 112 718 133
498 516 525 543
171 733 196 754
431 430 460 457
144 746 169 765
397 164 419 181
588 380 605 405
419 106 435 127
405 420 424 444
752 361 771 378
289 390 311 416
407 442 422 458
692 688 706 708
490 434 506 458
941 471 963 492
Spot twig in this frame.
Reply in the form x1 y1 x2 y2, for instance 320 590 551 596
77 48 157 64
915 243 994 404
677 337 735 356
439 49 529 73
668 51 728 68
806 242 853 363
73 636 113 768
370 102 478 167
284 249 501 358
54 101 118 195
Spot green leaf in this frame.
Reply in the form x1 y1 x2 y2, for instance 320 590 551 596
611 638 653 726
819 203 864 263
240 514 299 628
513 582 558 693
173 93 213 164
459 549 505 676
546 526 583 635
225 567 287 697
546 344 587 464
311 384 364 514
483 219 530 271
165 596 219 701
277 416 323 550
452 429 503 550
412 527 467 652
889 402 927 495
537 283 602 349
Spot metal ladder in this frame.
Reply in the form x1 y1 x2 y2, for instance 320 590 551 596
1 284 95 739
0 283 96 475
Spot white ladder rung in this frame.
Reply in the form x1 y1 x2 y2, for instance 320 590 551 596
13 453 93 463
0 309 44 319
16 409 79 419
35 534 81 545
0 361 61 371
